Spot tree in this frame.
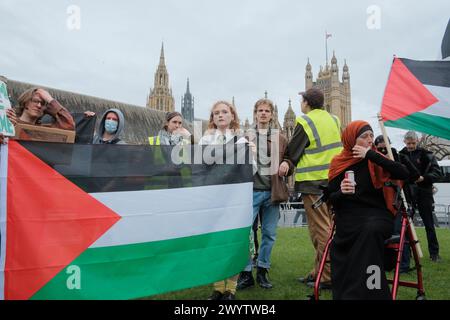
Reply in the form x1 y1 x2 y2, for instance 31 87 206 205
418 134 450 160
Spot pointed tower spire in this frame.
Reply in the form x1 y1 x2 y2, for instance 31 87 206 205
264 90 268 99
146 42 174 112
182 77 194 122
305 58 313 89
343 59 349 72
331 50 337 64
159 42 165 66
283 98 296 140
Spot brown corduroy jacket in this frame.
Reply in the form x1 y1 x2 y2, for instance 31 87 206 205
248 130 292 203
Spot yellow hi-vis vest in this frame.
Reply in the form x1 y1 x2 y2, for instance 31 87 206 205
148 136 161 145
295 109 342 182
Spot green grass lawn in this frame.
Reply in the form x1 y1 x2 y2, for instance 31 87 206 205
149 227 450 300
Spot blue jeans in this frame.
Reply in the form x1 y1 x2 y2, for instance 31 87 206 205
244 191 280 271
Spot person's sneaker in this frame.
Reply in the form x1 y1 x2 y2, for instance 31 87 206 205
221 291 236 300
307 281 332 290
430 254 442 263
297 274 315 284
207 290 223 300
236 271 255 290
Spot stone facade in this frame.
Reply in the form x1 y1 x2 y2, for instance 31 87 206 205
305 52 351 128
146 43 175 113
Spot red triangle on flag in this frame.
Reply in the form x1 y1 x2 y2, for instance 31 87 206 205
4 141 121 300
380 57 439 121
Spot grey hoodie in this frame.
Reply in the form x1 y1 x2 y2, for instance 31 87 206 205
92 108 126 144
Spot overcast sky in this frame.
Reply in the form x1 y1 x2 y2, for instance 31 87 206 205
1 0 449 148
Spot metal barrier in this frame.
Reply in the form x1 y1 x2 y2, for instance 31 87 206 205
278 202 307 227
413 203 450 228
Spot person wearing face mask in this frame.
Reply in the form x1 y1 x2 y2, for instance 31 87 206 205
327 121 409 300
374 135 400 161
92 109 126 144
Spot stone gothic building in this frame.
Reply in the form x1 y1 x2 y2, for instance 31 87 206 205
146 43 175 112
181 78 194 122
283 99 296 140
305 52 351 128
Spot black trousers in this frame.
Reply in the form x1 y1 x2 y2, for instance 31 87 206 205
415 191 440 257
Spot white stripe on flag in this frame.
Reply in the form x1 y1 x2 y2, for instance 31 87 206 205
0 144 9 300
421 85 450 118
90 182 253 248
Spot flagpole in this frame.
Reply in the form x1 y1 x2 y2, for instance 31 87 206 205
325 31 328 66
377 113 424 259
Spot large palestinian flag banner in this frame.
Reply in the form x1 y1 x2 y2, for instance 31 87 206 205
380 57 450 139
0 141 253 300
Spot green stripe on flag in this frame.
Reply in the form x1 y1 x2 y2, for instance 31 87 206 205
31 227 250 300
385 112 450 140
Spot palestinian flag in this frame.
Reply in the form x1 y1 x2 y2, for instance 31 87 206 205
0 141 253 300
380 57 450 139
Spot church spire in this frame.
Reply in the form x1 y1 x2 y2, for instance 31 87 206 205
159 42 165 66
146 42 174 112
182 77 194 122
305 58 313 89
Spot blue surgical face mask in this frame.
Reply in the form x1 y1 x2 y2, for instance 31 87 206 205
104 119 118 133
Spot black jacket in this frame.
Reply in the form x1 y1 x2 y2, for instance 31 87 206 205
399 147 442 190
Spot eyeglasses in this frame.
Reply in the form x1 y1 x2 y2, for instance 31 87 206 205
31 98 45 105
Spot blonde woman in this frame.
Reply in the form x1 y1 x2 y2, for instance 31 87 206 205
199 100 250 301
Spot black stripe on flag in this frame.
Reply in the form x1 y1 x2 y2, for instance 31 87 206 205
399 58 450 87
19 142 254 193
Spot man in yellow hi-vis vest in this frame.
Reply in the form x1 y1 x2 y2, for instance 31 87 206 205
278 88 342 290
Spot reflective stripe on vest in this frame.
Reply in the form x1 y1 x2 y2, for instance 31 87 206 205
148 136 161 145
295 109 342 182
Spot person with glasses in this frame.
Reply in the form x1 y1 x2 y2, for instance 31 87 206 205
15 87 75 130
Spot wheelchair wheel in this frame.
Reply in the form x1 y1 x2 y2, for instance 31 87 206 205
416 293 426 300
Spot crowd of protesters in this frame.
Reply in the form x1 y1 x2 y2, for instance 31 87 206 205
0 86 444 301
